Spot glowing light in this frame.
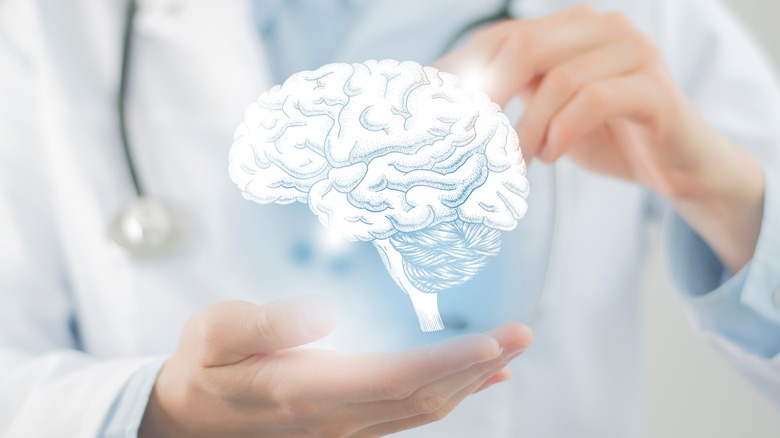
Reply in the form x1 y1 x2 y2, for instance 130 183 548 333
315 225 350 255
459 69 490 94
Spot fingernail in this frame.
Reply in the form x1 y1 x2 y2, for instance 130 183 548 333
470 336 502 362
487 337 502 359
300 295 338 334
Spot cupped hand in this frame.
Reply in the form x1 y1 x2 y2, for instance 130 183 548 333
139 296 532 438
437 6 765 271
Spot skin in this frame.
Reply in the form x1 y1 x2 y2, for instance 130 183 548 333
437 5 765 274
142 5 767 437
139 296 532 438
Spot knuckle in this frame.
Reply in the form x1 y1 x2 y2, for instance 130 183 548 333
194 306 228 346
384 384 413 401
644 82 668 115
373 379 411 400
193 300 255 346
410 393 448 415
548 118 572 149
255 303 283 341
632 33 662 64
567 4 597 18
601 11 633 32
420 406 451 424
507 27 539 57
546 67 580 97
582 83 612 110
475 359 502 374
550 117 568 134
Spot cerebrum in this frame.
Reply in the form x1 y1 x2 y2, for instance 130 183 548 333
229 59 529 331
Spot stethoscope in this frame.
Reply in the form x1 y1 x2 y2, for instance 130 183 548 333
109 0 560 325
108 0 186 257
109 0 561 324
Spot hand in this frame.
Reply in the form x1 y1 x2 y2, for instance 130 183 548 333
437 6 765 272
139 296 532 438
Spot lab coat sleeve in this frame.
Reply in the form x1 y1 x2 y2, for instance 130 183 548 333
663 166 780 406
0 2 163 436
657 0 780 407
100 359 166 438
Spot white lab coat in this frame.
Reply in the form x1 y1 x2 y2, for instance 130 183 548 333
1 0 779 437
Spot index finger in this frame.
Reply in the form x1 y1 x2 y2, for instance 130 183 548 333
435 6 594 76
437 7 632 106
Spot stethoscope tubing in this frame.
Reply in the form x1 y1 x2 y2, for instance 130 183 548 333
119 0 144 198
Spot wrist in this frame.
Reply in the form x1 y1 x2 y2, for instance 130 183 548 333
139 360 194 438
138 385 169 438
669 131 765 272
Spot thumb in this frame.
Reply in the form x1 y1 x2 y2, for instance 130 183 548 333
187 295 338 367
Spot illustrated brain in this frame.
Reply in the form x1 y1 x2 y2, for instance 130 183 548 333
229 59 529 331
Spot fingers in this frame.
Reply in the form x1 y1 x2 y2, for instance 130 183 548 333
400 323 526 405
356 353 519 437
334 333 503 403
352 323 530 403
298 322 531 405
354 366 503 437
476 366 512 393
434 7 668 169
348 324 530 427
540 73 662 162
517 38 646 159
435 34 503 85
187 296 338 367
438 8 635 106
242 332 502 407
435 5 595 77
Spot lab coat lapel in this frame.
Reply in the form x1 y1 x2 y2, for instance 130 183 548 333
131 0 275 119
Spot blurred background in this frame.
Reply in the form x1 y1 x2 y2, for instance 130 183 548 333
641 2 780 436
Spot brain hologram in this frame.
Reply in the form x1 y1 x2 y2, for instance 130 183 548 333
229 59 529 331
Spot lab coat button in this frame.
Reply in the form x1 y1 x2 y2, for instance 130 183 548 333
772 287 780 308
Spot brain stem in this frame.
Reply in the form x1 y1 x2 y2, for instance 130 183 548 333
372 238 445 332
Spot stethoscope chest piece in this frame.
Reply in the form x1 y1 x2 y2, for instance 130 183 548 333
108 197 186 258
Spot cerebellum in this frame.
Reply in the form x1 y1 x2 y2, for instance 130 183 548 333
389 220 502 294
